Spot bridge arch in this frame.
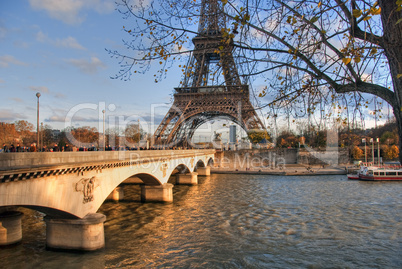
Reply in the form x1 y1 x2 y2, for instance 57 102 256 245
196 159 206 168
129 173 161 186
170 164 191 175
94 171 164 215
207 157 214 167
194 157 214 170
100 172 162 206
1 205 77 219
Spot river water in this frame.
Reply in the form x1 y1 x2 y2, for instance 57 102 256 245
1 174 401 268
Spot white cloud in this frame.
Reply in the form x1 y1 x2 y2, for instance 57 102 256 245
44 108 69 123
53 92 67 98
13 41 29 49
29 0 115 25
29 86 50 93
29 0 85 25
54 36 86 50
93 0 116 14
10 97 24 103
36 31 86 50
45 113 100 123
0 55 28 68
65 57 106 74
36 31 47 42
28 86 66 99
46 114 67 122
0 109 27 122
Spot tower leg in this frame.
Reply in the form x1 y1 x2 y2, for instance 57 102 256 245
0 211 23 246
141 183 173 202
45 213 106 251
176 172 198 185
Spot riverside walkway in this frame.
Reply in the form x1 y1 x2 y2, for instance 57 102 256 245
212 164 347 176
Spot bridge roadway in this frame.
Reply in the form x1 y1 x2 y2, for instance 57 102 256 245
0 149 215 251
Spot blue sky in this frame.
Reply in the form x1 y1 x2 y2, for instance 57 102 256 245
0 0 180 136
0 0 386 144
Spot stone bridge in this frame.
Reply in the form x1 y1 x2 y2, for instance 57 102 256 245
0 149 215 251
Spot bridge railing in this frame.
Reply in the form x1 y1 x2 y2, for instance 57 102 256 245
0 149 216 171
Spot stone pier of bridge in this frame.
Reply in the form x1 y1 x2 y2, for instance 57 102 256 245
0 150 214 251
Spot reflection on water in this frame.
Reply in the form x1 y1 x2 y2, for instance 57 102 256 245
1 174 401 268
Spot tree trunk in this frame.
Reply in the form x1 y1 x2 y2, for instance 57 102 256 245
379 0 402 164
393 106 402 163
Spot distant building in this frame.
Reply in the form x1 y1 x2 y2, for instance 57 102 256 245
229 125 236 143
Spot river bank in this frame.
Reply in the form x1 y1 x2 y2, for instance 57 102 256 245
211 164 347 176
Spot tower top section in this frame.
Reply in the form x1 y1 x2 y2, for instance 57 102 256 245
179 0 241 89
197 0 225 36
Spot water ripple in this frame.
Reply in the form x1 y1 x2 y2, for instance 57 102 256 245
0 174 401 268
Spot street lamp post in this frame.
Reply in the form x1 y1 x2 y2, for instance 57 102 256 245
36 92 41 152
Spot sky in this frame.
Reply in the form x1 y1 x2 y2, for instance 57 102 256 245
0 0 186 138
0 0 387 144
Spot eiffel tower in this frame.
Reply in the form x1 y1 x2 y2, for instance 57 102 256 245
153 0 266 147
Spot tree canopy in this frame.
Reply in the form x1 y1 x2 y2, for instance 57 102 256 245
109 0 402 162
124 123 143 145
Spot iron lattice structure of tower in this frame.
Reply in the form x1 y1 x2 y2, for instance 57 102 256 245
153 0 266 147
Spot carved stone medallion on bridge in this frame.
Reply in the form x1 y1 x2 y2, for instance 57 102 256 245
75 177 98 204
160 161 169 177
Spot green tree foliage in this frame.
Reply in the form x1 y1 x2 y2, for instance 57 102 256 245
276 131 297 148
339 132 363 147
70 127 99 146
380 131 399 145
15 120 34 133
383 144 400 160
248 130 270 144
41 124 56 148
14 120 35 145
0 123 18 145
312 130 327 148
105 127 122 148
124 124 142 145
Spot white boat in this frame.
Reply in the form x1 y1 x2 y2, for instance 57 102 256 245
358 165 402 181
347 165 366 180
347 173 360 180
